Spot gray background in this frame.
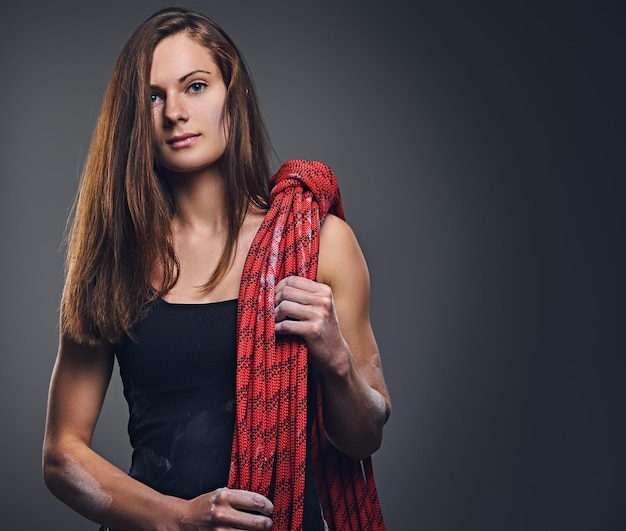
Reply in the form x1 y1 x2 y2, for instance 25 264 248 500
0 1 623 530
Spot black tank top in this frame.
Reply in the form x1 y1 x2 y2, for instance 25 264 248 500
114 298 325 529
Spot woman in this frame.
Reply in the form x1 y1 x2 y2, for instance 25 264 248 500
43 7 391 530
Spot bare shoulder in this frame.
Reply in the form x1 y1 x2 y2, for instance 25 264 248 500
318 214 370 291
319 213 357 247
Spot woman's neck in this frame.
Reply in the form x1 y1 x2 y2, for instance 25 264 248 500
167 166 229 234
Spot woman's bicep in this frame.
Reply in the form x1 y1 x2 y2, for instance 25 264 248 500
45 336 115 449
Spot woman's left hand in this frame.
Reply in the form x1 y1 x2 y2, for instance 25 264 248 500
274 275 349 374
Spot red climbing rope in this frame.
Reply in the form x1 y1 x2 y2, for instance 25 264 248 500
228 159 385 530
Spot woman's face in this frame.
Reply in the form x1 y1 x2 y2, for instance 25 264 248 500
150 32 228 174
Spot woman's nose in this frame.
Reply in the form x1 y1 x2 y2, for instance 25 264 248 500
164 95 188 124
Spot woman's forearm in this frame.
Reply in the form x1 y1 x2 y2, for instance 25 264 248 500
43 439 185 531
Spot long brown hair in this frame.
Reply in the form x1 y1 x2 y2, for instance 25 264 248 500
61 7 271 346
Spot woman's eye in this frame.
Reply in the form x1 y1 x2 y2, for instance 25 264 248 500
150 93 163 104
188 82 207 94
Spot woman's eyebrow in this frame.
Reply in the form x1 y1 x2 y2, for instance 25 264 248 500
179 69 213 82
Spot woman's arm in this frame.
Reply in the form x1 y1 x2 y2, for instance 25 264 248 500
43 336 273 531
43 335 183 530
274 214 391 460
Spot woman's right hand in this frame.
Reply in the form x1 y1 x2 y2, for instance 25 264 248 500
181 487 273 530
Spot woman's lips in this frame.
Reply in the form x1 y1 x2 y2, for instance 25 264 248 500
167 133 199 149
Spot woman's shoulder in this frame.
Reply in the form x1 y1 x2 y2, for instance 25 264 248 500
318 214 369 287
320 213 353 244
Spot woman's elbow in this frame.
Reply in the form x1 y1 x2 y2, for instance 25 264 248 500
42 438 82 499
42 443 66 494
330 420 386 461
